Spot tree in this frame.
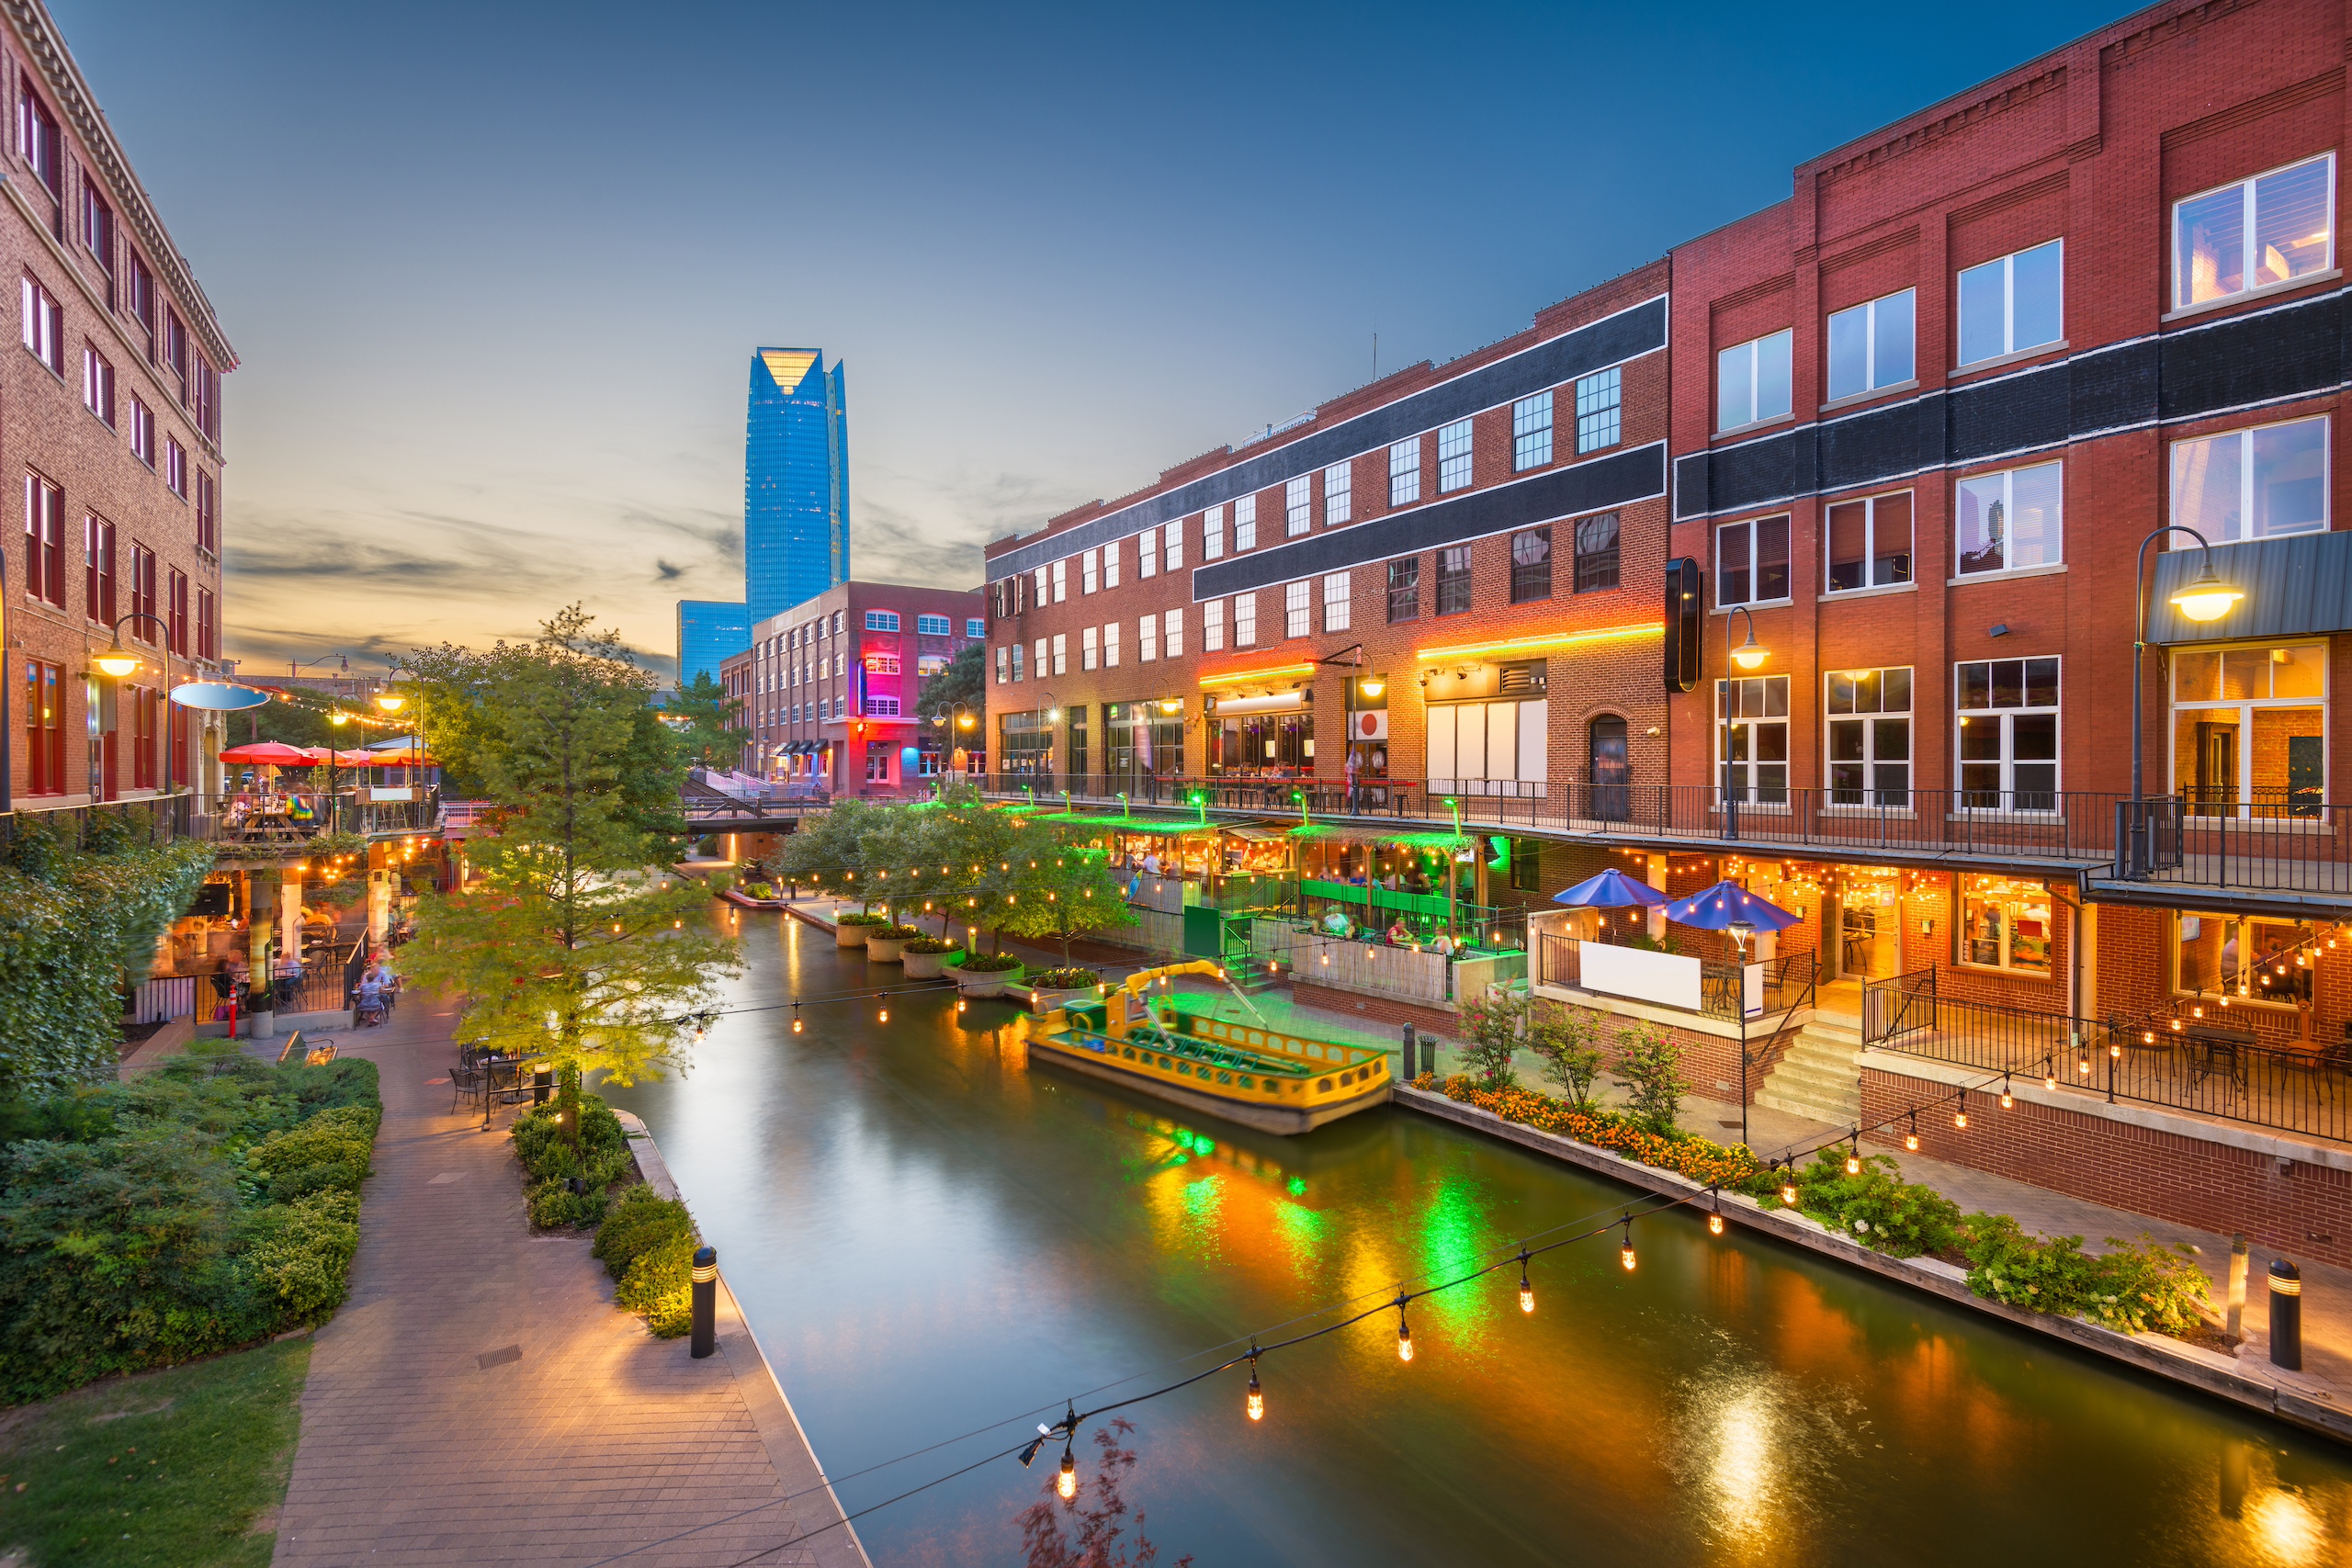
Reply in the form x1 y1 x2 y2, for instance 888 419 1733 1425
992 832 1137 963
775 797 883 908
1526 1003 1605 1111
1613 1021 1689 1134
1015 1420 1190 1568
918 642 985 739
1453 990 1527 1089
666 670 752 772
397 610 740 1144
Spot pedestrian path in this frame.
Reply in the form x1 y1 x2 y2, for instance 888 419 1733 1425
272 998 866 1568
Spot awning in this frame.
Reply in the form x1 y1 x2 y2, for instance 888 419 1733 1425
1223 821 1294 842
1211 691 1309 717
1291 822 1472 851
1034 812 1206 836
2150 533 2352 644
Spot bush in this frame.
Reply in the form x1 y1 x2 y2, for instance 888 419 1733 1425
593 1184 699 1337
1526 1005 1605 1112
903 936 957 954
1961 1216 2212 1333
1454 991 1527 1088
246 1189 361 1322
243 1104 379 1202
955 952 1022 973
1031 966 1101 988
510 1095 630 1224
1770 1149 1962 1258
1423 1075 1766 1191
836 911 889 927
874 923 922 940
1613 1021 1689 1134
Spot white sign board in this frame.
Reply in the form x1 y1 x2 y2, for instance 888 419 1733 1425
1744 961 1766 1019
1578 942 1703 1012
370 786 416 803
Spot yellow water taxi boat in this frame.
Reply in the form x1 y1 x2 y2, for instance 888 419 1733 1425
1017 961 1393 1134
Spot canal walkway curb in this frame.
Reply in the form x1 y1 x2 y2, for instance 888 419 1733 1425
615 1111 873 1568
1396 1083 2352 1447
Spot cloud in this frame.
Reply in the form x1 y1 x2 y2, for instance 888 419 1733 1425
654 558 684 581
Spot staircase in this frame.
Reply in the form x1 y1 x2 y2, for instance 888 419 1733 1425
1754 996 1864 1126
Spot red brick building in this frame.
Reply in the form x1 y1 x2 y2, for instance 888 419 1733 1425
6 2 232 817
719 580 985 797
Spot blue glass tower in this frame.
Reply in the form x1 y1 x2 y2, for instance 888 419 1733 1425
744 348 850 624
675 599 750 687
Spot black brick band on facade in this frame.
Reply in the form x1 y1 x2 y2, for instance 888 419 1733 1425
989 296 1671 583
1187 442 1668 602
1675 286 2348 520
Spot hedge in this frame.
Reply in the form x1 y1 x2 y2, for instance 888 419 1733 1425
592 1182 698 1337
510 1094 632 1229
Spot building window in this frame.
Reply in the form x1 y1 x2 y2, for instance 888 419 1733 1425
1139 614 1158 662
1011 643 1024 682
81 343 113 426
1435 545 1472 615
1716 514 1790 606
2174 152 2334 310
84 513 113 623
2171 641 2325 818
1509 526 1552 603
1203 599 1225 651
917 613 951 636
197 587 216 660
1512 391 1553 470
1826 288 1916 401
1826 491 1913 592
20 275 60 375
167 569 187 654
967 616 985 638
1101 538 1121 588
1139 525 1158 579
127 252 154 354
2175 913 2313 1005
1163 607 1182 658
1955 460 2062 576
130 396 153 467
1559 511 1618 594
1164 526 1182 573
1322 572 1350 633
1575 368 1621 453
1081 626 1099 670
1201 509 1224 561
2170 416 2327 543
195 470 217 556
1233 496 1256 553
1957 657 2060 810
1961 875 2055 977
165 438 187 499
1826 667 1912 805
1958 240 2063 366
1717 329 1792 432
995 646 1008 684
1081 547 1100 592
1716 675 1790 805
1049 561 1066 603
127 540 155 628
23 659 62 794
82 184 113 278
1286 475 1312 536
19 85 56 191
1437 419 1473 492
24 472 62 607
1051 633 1067 675
1233 593 1255 648
1284 580 1311 638
865 610 900 631
1102 621 1120 667
1389 436 1421 507
1324 462 1351 525
1386 558 1419 623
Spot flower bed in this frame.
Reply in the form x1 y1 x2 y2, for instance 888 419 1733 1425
1418 1074 1767 1191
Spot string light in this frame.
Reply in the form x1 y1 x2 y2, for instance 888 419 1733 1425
1708 1190 1724 1236
1057 1444 1077 1501
2000 1074 2014 1110
1619 1217 1636 1271
1396 1298 1415 1363
1245 1351 1264 1421
1905 1111 1919 1153
1845 1137 1862 1176
1517 1249 1534 1313
1953 1108 1969 1130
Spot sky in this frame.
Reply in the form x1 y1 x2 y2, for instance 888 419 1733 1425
51 0 2136 680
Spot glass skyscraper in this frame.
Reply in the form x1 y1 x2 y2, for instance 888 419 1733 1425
675 599 750 687
743 347 850 624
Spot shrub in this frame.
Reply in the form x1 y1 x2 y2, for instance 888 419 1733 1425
836 911 889 927
1031 966 1101 989
2085 1233 2214 1336
594 1184 699 1337
1961 1216 2212 1333
1454 991 1527 1089
955 952 1022 973
1424 1075 1767 1191
512 1095 629 1189
1770 1149 1962 1258
903 936 957 954
1962 1213 2099 1315
246 1189 361 1322
243 1104 379 1202
1613 1021 1689 1134
1526 1005 1605 1112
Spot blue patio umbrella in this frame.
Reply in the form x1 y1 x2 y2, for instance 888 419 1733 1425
1551 868 1669 909
1665 879 1802 933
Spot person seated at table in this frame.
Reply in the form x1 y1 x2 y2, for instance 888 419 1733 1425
356 973 384 1024
1142 850 1162 876
288 795 316 823
1385 918 1411 946
1430 930 1457 958
1403 865 1431 895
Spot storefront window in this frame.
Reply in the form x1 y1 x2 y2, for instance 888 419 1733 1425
1208 710 1310 774
1000 711 1055 785
1104 703 1185 786
1958 874 2053 976
1837 867 1902 981
2170 642 2324 817
2174 913 2316 1005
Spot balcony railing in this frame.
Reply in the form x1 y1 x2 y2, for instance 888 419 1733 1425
1536 932 1816 1024
2114 796 2352 894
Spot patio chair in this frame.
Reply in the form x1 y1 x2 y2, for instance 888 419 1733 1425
449 1057 487 1114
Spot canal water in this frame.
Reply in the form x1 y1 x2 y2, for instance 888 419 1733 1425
604 914 2352 1567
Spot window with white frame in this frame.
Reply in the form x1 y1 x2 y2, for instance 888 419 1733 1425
1102 621 1120 667
1034 567 1046 604
1203 507 1225 559
1033 639 1046 682
1103 538 1120 588
1051 634 1067 675
1324 462 1351 524
967 617 985 638
1284 580 1311 638
1716 675 1790 805
1234 592 1257 648
917 613 951 635
865 610 900 631
1233 495 1257 552
866 653 902 675
1958 658 2060 810
2170 415 2328 543
2174 152 2335 310
1163 607 1182 658
1204 598 1225 651
1716 514 1790 606
81 343 112 426
1081 626 1099 670
1082 547 1099 592
1826 666 1912 805
2170 641 2325 818
1011 643 1024 682
1576 368 1622 453
1956 461 2063 576
1512 390 1554 470
1826 491 1914 592
1285 475 1312 536
1139 526 1158 578
1139 614 1158 661
1322 571 1351 632
1826 288 1916 401
1050 559 1067 602
1389 436 1421 506
1437 419 1473 492
868 695 900 716
1164 526 1182 572
1958 240 2063 366
1716 329 1792 432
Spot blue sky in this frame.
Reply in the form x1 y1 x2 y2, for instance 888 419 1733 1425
52 0 2133 676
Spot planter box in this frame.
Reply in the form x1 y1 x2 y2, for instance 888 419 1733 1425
944 961 1023 998
902 948 959 978
866 934 910 963
834 920 873 948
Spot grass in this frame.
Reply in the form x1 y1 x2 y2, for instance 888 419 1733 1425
0 1336 311 1567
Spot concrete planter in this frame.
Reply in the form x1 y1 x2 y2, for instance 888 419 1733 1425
902 947 959 978
944 960 1023 998
834 919 874 948
865 934 910 963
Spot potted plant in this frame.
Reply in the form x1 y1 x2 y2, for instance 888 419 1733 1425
834 910 887 948
901 935 960 978
944 950 1023 998
1025 965 1104 1015
865 922 922 962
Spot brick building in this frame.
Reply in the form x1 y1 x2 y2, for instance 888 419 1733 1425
6 1 232 815
719 580 985 797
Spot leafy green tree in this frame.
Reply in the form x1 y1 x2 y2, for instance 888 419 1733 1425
1526 1004 1605 1111
992 832 1136 963
917 642 985 738
1454 990 1527 1089
398 610 739 1144
1613 1021 1689 1134
666 670 752 772
776 797 883 908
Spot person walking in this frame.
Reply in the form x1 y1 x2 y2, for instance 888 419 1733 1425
1345 749 1363 816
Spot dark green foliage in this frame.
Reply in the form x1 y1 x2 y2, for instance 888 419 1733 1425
903 937 958 954
0 1050 381 1403
916 641 984 734
510 1094 631 1229
593 1184 699 1338
666 670 752 770
955 952 1021 973
1031 967 1102 988
1961 1214 2213 1333
1772 1149 1963 1258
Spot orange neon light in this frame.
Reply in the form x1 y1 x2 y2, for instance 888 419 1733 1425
1413 621 1664 663
1197 662 1317 688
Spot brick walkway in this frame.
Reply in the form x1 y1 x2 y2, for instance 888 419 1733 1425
272 997 867 1568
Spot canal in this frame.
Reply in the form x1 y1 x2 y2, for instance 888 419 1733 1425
604 913 2352 1566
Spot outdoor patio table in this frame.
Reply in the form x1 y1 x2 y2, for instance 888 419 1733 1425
2185 1026 2256 1095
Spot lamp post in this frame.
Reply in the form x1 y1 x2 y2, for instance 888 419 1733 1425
374 685 418 830
1721 607 1768 841
2127 525 2246 871
929 702 978 793
1728 917 1758 1149
93 612 176 796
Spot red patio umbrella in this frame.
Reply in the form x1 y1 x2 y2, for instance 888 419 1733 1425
219 740 320 766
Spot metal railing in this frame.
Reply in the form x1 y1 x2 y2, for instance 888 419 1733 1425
2114 796 2352 894
1 794 194 848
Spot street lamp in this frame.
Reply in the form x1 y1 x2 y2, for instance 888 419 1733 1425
2132 525 2246 804
1721 606 1768 840
93 612 177 795
1728 917 1758 1149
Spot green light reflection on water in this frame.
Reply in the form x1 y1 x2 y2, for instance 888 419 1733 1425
1273 1199 1329 1279
1417 1174 1496 1346
1178 1174 1226 1260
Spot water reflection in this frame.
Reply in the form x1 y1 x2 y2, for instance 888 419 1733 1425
603 916 2352 1567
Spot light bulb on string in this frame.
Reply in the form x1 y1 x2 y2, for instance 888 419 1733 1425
1620 1217 1637 1271
1905 1111 1919 1153
1517 1249 1534 1314
1953 1108 1969 1130
1845 1139 1862 1177
1246 1352 1264 1421
1057 1444 1077 1501
1396 1297 1414 1362
2000 1075 2015 1110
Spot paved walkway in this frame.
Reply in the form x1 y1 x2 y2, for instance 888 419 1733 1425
272 997 866 1568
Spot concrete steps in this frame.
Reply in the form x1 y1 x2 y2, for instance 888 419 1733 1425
1755 1007 1864 1127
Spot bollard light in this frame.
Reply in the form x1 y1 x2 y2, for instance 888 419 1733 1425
2269 1259 2305 1371
689 1245 718 1359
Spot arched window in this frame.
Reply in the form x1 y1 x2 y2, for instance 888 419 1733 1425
1589 715 1629 821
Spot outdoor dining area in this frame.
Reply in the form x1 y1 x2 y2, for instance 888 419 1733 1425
448 1042 552 1116
217 739 439 842
1533 868 1811 1023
